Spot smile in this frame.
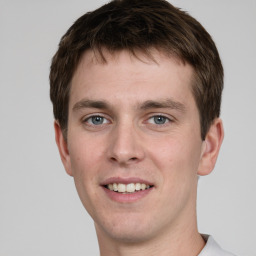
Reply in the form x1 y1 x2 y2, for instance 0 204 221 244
105 183 153 193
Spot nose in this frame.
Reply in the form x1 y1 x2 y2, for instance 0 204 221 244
107 122 145 165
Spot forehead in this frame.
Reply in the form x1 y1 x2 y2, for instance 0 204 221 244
70 49 195 109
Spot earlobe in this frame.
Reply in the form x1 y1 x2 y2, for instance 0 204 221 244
197 118 224 176
54 121 73 176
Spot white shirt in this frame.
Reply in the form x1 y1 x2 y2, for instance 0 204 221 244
199 235 236 256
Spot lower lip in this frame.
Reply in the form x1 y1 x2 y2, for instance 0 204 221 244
102 186 153 203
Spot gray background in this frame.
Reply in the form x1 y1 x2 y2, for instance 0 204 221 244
0 0 255 255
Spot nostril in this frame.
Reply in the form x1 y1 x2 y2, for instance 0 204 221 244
110 157 117 162
109 156 138 163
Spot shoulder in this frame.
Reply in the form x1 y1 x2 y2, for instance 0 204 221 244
199 235 237 256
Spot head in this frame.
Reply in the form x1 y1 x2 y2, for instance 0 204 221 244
50 0 223 141
50 0 224 248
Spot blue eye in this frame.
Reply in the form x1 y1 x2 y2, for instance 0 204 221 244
86 116 108 125
92 116 104 125
148 115 169 125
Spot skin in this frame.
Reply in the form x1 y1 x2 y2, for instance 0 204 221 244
55 49 224 256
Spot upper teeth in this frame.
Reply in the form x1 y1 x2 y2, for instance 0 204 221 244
107 183 151 193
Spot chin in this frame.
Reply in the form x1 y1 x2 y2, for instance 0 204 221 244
95 213 159 244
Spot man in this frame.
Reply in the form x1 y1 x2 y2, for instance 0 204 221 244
50 0 235 255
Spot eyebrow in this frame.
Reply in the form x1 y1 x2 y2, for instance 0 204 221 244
139 99 186 112
72 98 186 112
72 99 110 112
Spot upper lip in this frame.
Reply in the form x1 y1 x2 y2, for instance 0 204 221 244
101 177 154 186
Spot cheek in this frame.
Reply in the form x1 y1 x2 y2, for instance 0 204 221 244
148 134 201 205
68 136 104 216
68 133 103 173
147 133 202 180
67 135 103 202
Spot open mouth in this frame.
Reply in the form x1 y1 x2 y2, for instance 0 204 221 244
104 183 154 194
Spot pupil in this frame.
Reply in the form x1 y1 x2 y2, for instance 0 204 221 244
92 116 103 125
154 116 166 124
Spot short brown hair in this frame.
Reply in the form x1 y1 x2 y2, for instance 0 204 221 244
50 0 223 140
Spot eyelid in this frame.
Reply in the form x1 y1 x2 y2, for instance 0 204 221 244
145 113 174 126
81 112 174 127
147 113 173 120
82 113 111 125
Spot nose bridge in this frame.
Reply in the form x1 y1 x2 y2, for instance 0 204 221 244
108 118 144 164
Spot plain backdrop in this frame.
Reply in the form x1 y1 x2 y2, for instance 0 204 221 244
0 0 255 255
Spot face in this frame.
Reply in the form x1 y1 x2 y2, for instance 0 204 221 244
55 49 222 244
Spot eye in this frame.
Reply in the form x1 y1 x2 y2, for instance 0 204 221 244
84 115 109 125
148 115 170 125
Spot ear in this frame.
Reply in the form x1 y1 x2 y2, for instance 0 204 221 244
54 121 73 176
197 118 224 176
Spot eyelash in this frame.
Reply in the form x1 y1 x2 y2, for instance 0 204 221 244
83 115 110 126
147 115 171 126
82 114 173 127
